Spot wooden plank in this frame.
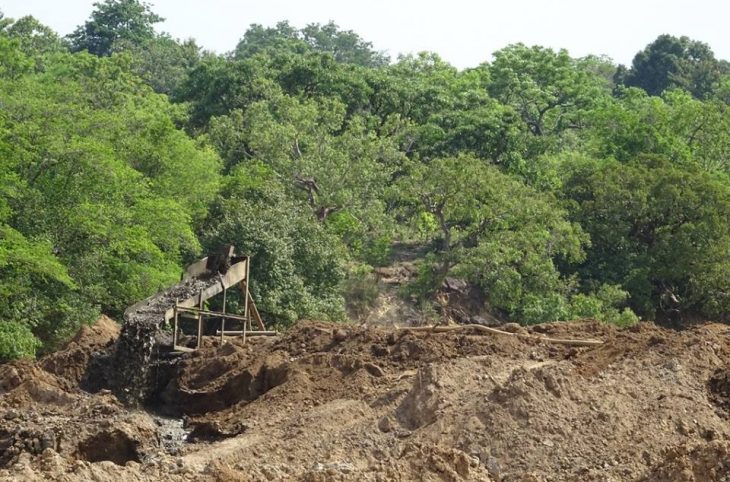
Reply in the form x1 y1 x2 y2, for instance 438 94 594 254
175 306 250 322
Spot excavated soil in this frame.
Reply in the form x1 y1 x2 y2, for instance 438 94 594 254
1 318 730 481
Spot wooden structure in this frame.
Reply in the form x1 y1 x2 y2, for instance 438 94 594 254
170 254 276 352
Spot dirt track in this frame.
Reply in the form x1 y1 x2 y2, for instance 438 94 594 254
1 317 729 481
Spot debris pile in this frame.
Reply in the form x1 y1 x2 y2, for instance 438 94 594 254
1 318 729 481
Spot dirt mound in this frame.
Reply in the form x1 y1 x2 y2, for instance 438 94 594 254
639 441 730 482
40 315 119 389
0 317 163 478
2 318 730 481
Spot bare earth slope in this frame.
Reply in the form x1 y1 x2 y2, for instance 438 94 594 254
1 318 729 481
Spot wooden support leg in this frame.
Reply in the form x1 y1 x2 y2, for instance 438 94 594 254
173 298 179 349
221 287 227 344
196 290 203 349
247 291 265 330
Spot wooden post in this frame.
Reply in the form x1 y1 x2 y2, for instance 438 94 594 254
243 313 247 344
242 256 250 338
220 287 227 344
196 290 203 349
173 298 179 349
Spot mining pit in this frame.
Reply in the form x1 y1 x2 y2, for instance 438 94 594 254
1 314 729 481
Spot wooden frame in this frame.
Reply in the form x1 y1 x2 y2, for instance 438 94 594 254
171 256 272 352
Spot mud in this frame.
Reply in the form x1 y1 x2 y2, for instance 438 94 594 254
1 318 729 481
112 276 222 406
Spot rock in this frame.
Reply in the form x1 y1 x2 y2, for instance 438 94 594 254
442 277 468 293
332 329 348 342
471 315 500 327
501 322 523 333
378 416 394 433
452 454 470 478
663 358 681 372
364 363 385 377
484 455 501 478
3 409 18 420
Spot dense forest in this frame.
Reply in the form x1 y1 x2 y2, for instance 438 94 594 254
3 0 730 361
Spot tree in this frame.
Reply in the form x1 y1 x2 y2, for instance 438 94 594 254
489 44 605 140
622 34 725 99
234 21 389 68
398 154 589 322
68 0 162 56
233 21 306 60
586 87 730 174
301 21 389 67
201 164 346 324
0 46 219 344
207 91 401 261
3 16 67 57
562 156 730 320
116 35 204 95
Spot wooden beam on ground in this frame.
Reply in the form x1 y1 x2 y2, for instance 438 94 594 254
398 324 604 347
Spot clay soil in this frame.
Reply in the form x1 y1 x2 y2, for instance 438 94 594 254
1 317 729 481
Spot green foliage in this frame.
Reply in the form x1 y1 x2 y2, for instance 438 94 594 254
0 321 41 361
7 10 730 361
398 155 588 321
201 165 345 324
0 39 218 358
117 35 204 95
622 34 725 99
567 285 639 327
488 43 607 156
3 16 68 59
0 36 33 78
234 21 388 68
68 0 163 56
585 88 730 174
563 156 730 319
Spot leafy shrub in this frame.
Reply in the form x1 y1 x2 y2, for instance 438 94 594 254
0 321 40 361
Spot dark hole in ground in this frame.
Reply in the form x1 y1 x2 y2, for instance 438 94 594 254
77 430 141 465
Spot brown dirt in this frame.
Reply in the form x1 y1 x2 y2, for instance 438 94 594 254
1 318 730 481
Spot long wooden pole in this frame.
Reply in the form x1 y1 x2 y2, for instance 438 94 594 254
398 324 604 347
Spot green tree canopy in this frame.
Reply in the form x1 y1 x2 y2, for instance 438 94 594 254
621 34 725 99
397 154 590 322
68 0 163 56
234 20 389 68
563 156 730 320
